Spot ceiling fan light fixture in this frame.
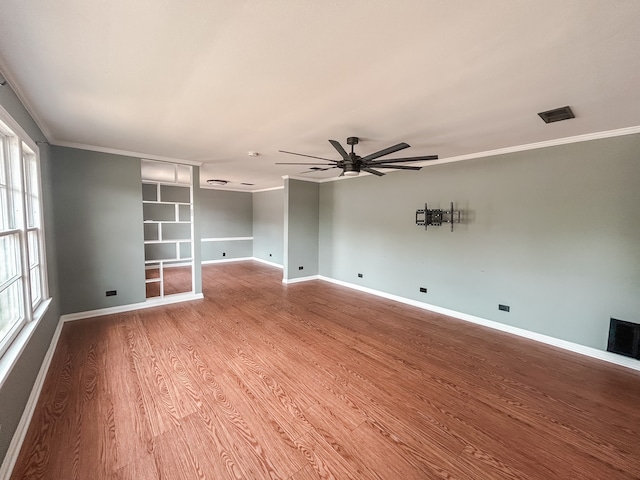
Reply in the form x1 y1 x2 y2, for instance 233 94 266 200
343 170 359 177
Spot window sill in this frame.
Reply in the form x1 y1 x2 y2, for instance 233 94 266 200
0 297 53 390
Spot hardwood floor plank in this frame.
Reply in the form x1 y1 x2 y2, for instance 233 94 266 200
104 319 155 471
132 354 183 436
292 429 362 480
111 451 159 480
225 357 314 441
214 373 308 478
10 261 640 479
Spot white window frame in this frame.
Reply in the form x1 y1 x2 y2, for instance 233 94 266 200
0 104 50 366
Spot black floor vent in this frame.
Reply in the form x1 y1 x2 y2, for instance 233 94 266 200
607 318 640 359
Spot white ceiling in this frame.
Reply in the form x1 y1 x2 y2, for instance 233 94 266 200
1 0 639 190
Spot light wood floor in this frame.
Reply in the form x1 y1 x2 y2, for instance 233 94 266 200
11 262 640 479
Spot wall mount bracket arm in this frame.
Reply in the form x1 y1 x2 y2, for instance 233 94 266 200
415 202 461 232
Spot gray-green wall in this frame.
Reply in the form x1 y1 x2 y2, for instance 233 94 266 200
0 84 61 467
285 179 319 280
253 189 284 265
51 146 146 314
319 134 640 350
200 188 253 262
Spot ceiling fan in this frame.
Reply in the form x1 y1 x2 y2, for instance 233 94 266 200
276 137 438 177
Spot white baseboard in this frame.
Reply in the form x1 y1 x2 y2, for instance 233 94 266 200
317 275 640 373
0 316 64 480
251 257 283 269
60 292 204 323
201 257 253 265
202 257 283 269
283 275 320 285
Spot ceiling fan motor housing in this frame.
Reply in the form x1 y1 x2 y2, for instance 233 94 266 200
343 162 360 175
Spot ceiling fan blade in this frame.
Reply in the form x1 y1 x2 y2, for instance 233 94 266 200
279 150 337 162
373 165 422 170
301 166 338 173
361 167 385 177
328 140 350 160
361 142 410 161
367 155 438 165
275 162 336 165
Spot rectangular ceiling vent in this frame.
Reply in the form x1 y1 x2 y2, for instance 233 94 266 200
538 106 575 124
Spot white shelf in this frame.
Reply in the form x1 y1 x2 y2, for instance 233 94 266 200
144 239 193 244
142 180 191 188
141 166 195 299
142 200 191 206
144 258 193 264
143 220 191 224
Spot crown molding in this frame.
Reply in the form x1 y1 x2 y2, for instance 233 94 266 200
431 125 640 167
199 185 255 193
52 140 203 166
0 58 53 142
313 125 640 184
252 185 285 192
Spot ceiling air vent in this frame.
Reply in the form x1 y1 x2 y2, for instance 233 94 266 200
538 106 575 124
206 179 228 186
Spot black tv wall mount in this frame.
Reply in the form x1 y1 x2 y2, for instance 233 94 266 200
415 202 461 232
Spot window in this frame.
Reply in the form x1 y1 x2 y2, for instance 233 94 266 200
0 114 48 359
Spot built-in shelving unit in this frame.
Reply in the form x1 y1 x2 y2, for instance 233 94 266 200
141 160 194 299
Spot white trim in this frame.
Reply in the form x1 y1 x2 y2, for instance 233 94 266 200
0 299 52 390
51 140 203 166
317 276 640 373
316 175 352 183
0 104 41 153
251 257 283 269
252 185 284 193
0 312 62 480
281 174 321 183
201 236 253 242
144 240 191 245
60 293 204 323
155 261 192 269
0 65 53 141
142 200 190 206
142 179 191 188
202 257 253 265
315 125 640 184
282 275 320 285
199 185 256 193
427 125 640 167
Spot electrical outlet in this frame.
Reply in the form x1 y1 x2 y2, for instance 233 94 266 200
298 266 303 270
358 273 363 278
222 252 226 257
499 304 510 312
419 287 427 293
106 290 117 297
